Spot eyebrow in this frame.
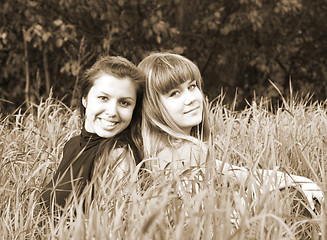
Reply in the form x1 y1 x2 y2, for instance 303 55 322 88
121 97 136 101
98 91 136 101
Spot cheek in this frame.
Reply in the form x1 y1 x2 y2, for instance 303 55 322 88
160 98 178 116
168 105 179 117
85 102 100 117
120 107 135 122
195 90 203 102
84 104 92 117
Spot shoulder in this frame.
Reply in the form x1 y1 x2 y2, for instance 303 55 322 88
94 144 136 181
172 138 207 159
63 135 80 151
96 143 135 169
110 145 129 160
60 135 80 165
155 139 208 170
62 135 80 157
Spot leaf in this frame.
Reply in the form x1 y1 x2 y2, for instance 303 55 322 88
55 38 63 48
172 46 185 54
220 23 234 35
90 10 97 19
142 19 148 27
156 35 161 44
28 1 38 7
118 0 125 7
60 62 71 74
71 61 80 76
24 9 31 19
145 29 153 40
42 32 50 42
53 19 63 26
24 30 32 42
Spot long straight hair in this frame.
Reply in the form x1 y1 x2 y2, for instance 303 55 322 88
138 52 210 158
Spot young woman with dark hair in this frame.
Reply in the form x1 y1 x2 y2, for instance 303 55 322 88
41 55 144 210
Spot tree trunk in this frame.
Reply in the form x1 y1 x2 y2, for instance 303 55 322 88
22 28 30 107
175 0 185 32
43 45 51 96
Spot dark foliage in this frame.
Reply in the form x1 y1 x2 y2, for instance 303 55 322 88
1 0 327 112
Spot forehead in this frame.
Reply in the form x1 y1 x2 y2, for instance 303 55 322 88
152 62 201 94
89 73 137 99
176 80 193 89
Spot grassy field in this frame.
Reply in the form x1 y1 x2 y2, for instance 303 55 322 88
0 93 326 239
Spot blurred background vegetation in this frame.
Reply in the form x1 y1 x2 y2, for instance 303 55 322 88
1 0 327 113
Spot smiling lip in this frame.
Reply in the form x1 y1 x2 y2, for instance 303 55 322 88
99 118 119 129
184 106 200 114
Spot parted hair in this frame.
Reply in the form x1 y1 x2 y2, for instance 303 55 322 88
138 52 210 158
80 55 145 165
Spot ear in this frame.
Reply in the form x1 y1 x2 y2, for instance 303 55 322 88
82 97 86 108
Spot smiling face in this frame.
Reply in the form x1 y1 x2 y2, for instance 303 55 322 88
159 80 203 135
82 73 137 138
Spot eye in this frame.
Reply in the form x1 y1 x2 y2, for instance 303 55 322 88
119 100 132 107
189 82 198 90
98 96 108 101
169 90 180 97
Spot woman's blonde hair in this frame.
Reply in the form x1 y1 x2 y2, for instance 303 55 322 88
138 52 210 158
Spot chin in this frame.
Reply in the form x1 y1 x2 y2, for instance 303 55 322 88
194 117 203 126
96 130 115 138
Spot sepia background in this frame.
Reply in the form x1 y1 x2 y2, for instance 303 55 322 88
1 0 327 112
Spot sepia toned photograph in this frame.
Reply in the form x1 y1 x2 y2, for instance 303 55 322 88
0 0 326 239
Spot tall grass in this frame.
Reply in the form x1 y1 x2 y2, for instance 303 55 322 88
0 93 326 239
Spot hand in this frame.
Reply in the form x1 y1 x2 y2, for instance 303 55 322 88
289 174 323 213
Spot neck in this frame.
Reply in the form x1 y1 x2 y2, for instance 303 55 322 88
182 127 192 136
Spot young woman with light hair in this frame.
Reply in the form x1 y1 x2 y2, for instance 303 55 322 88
138 52 323 214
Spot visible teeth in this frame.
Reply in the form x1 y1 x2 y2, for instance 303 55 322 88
101 119 117 126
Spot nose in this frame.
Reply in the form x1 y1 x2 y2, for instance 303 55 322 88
184 89 196 105
104 100 117 117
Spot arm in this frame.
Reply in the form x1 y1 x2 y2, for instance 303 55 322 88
152 141 323 211
41 136 89 210
154 141 207 172
218 162 323 210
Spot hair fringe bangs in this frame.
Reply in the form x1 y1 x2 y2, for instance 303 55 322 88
151 57 201 94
